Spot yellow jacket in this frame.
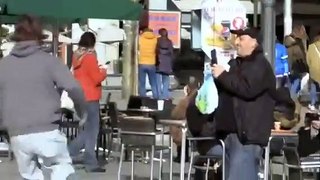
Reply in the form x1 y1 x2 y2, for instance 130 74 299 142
307 41 320 84
139 31 157 65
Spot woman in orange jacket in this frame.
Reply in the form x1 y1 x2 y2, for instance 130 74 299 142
69 32 107 172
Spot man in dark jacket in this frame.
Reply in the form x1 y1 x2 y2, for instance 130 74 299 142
212 28 276 180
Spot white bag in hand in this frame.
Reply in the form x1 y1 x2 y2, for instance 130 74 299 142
61 91 74 110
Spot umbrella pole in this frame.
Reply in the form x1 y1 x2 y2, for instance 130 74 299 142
52 25 59 57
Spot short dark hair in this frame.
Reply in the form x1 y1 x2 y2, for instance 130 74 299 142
158 28 168 37
78 32 96 48
11 15 47 42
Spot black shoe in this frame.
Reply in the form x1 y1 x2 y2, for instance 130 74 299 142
86 167 106 173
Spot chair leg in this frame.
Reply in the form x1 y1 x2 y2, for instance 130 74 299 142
219 140 226 180
205 158 210 180
282 156 287 180
158 150 163 180
169 136 173 180
102 134 106 159
118 144 124 180
270 160 273 180
150 146 155 180
107 132 113 160
187 151 195 180
131 150 135 180
96 132 100 159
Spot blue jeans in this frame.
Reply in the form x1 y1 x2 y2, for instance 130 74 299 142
138 64 158 99
310 82 319 106
290 78 301 99
207 134 262 180
156 73 170 99
69 101 100 170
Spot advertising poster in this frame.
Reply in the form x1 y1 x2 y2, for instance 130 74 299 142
148 11 181 48
201 0 246 70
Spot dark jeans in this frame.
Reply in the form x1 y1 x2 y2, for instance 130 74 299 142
69 101 100 170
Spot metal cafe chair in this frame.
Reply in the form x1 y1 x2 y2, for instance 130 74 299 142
187 136 226 180
117 116 172 180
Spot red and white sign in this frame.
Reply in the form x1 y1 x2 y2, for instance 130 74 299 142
232 17 245 30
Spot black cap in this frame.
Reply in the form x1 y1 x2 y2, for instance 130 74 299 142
230 27 263 44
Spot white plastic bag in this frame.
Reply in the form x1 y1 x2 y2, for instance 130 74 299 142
195 63 219 114
300 73 309 93
60 91 74 110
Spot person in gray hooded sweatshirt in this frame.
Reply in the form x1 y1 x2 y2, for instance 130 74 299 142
0 15 87 180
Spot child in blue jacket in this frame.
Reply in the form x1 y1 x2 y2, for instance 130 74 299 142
275 42 289 76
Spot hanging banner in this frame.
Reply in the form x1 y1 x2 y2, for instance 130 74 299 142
201 0 246 70
148 11 181 48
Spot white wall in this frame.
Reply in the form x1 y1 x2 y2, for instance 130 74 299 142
72 19 121 75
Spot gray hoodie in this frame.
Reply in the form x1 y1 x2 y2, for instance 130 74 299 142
0 41 86 137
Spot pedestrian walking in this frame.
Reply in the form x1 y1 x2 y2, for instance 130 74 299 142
68 32 107 172
0 15 87 180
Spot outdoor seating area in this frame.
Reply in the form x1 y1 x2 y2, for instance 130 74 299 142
1 93 318 180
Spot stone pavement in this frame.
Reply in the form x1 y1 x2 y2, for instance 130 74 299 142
0 153 186 180
0 149 187 180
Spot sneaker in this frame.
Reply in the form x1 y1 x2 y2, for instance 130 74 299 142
308 104 316 111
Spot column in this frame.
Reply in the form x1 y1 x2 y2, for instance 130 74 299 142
284 0 292 36
253 0 259 27
122 20 139 99
261 0 276 69
122 0 140 99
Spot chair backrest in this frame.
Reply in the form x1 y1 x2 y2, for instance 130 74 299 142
270 137 286 156
108 102 119 128
119 116 156 146
283 145 301 166
157 99 175 119
106 92 112 104
127 95 157 109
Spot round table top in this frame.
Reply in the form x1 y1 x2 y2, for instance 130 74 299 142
127 108 160 113
271 129 298 137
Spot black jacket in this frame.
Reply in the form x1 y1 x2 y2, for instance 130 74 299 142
217 47 276 146
214 59 238 136
186 94 216 155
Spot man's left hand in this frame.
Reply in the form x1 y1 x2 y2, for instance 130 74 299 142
211 64 226 78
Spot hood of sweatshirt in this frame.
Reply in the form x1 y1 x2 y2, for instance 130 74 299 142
10 41 41 58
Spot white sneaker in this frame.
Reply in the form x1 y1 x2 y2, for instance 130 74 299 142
308 104 316 111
